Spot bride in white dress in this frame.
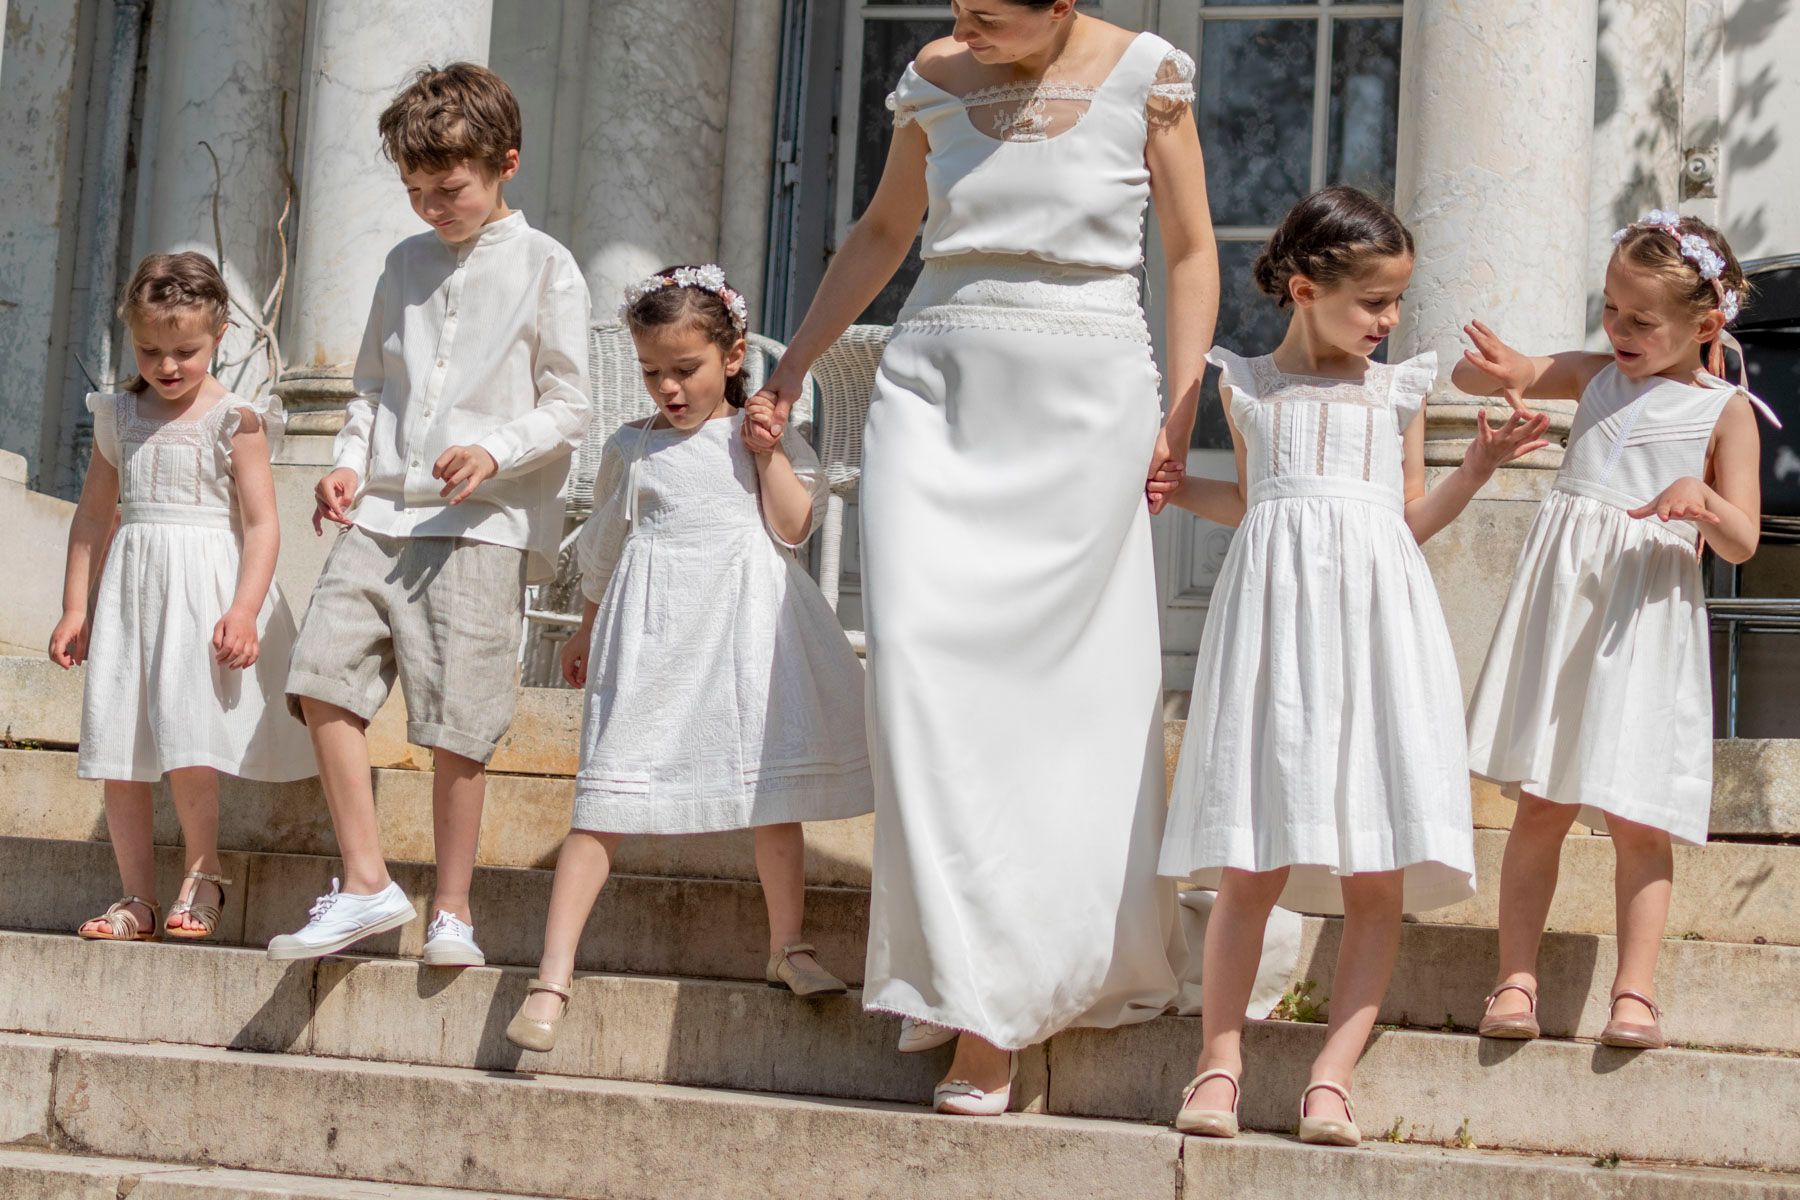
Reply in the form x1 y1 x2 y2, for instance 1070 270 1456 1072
750 0 1226 1114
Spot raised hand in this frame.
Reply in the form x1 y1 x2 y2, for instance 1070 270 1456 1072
312 467 359 535
1462 321 1537 400
1145 425 1185 515
434 445 499 505
1466 404 1551 474
1627 476 1722 527
48 611 88 669
212 606 260 670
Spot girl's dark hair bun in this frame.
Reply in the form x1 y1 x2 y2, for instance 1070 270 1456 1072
1254 186 1415 309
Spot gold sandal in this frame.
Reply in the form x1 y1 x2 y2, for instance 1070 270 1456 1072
1298 1080 1362 1147
505 978 572 1053
78 896 162 942
766 942 848 997
1600 990 1666 1050
165 870 232 941
1477 981 1541 1039
1175 1067 1241 1137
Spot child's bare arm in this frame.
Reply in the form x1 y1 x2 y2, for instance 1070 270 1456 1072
754 435 816 546
216 412 279 669
1167 396 1249 525
1403 391 1550 544
560 601 600 689
50 453 120 668
1452 320 1609 402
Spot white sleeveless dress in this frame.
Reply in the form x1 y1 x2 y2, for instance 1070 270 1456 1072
1467 366 1770 844
570 413 873 834
77 390 315 783
1159 350 1477 915
861 33 1204 1050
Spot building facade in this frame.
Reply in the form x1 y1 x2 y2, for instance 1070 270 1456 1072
1 0 1794 721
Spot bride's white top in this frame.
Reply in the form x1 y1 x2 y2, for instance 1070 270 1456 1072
888 31 1195 272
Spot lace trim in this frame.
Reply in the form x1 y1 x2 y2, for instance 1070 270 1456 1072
886 92 917 129
1148 81 1196 104
894 303 1149 343
1247 356 1389 407
1363 405 1375 481
120 392 233 448
962 80 1099 108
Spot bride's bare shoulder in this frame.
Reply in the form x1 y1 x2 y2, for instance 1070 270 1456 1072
913 36 973 90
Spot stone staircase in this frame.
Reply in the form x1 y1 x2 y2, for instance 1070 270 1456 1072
3 655 1799 1197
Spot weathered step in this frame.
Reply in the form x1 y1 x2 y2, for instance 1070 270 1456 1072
4 931 1798 1171
0 1147 560 1199
3 1031 1798 1197
7 835 1800 1053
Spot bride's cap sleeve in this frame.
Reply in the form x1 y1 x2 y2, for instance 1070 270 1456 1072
1147 47 1196 125
85 392 122 467
887 62 958 131
1386 351 1440 429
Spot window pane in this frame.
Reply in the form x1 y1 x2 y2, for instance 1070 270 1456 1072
853 18 951 322
1192 240 1289 449
1206 0 1317 5
1199 20 1315 227
1327 17 1402 204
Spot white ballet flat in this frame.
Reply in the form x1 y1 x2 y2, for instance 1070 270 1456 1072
933 1052 1017 1116
898 1017 958 1054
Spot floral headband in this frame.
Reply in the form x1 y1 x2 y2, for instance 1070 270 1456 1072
619 263 749 332
1611 209 1741 323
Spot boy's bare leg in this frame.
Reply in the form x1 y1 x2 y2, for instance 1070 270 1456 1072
301 697 390 894
430 748 487 923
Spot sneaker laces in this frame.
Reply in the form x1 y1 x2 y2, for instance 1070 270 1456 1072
307 878 344 922
426 910 462 938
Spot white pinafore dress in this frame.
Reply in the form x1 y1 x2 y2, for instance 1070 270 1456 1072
1159 350 1478 915
569 413 873 834
1467 366 1776 843
77 390 315 783
861 33 1206 1050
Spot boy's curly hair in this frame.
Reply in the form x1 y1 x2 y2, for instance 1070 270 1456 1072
378 62 521 177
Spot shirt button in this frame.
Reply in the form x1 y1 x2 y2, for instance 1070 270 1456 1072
437 359 446 368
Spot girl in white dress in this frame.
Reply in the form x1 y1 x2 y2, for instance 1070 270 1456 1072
1458 212 1773 1052
1161 188 1550 1146
50 252 315 945
749 0 1218 1115
505 266 873 1052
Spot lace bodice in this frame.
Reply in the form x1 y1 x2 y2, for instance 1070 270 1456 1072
886 32 1194 271
1209 348 1437 509
575 413 827 603
87 390 281 527
1557 365 1765 511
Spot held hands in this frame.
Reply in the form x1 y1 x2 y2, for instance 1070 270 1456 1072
312 468 359 535
1461 321 1537 395
48 611 88 669
1628 476 1722 527
212 607 260 670
435 445 499 505
560 627 590 689
1145 425 1185 515
742 395 783 456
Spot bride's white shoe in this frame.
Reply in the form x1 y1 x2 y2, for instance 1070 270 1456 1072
933 1053 1018 1116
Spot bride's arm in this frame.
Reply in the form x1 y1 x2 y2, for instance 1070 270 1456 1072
1145 86 1219 513
750 120 929 436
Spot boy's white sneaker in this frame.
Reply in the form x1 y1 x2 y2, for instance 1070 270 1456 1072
266 878 416 960
421 909 486 967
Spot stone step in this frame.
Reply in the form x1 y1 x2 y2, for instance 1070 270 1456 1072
0 1147 562 1199
3 1031 1799 1195
4 929 1800 1172
9 651 1797 835
7 833 1800 1051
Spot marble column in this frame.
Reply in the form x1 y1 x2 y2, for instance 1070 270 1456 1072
1391 0 1600 466
133 0 307 402
276 0 492 435
571 0 735 313
718 0 785 328
1389 0 1600 706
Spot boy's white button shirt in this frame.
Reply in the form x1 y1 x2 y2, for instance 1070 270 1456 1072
334 210 591 583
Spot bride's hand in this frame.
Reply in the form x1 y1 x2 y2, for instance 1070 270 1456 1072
747 362 808 442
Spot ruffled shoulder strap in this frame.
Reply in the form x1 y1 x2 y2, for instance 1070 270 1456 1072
1205 347 1268 401
84 392 124 466
1383 351 1439 428
213 391 287 473
887 62 960 131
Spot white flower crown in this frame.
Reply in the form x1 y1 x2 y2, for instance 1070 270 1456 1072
1611 209 1741 323
619 263 749 332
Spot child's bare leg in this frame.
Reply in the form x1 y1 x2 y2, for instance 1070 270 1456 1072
1489 791 1580 1017
301 697 389 894
429 748 487 923
165 766 223 933
81 780 156 935
752 822 822 969
521 829 622 1022
1188 867 1289 1112
942 1032 1016 1094
1607 814 1673 1024
1305 870 1404 1124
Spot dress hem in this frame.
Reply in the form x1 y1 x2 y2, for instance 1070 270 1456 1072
76 751 317 785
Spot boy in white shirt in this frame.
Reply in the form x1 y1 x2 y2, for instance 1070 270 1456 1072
271 62 590 964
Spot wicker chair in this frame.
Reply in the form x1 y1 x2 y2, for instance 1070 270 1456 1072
806 325 891 652
519 324 812 685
